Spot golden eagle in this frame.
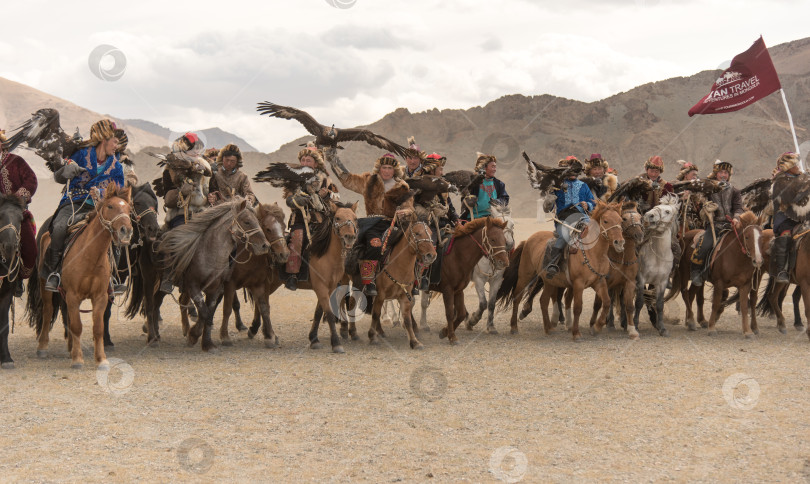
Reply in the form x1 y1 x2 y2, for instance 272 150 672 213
3 108 83 171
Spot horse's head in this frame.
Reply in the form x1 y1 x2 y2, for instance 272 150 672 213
404 213 436 266
620 201 644 244
0 195 24 264
739 211 764 268
484 217 510 270
132 183 160 242
489 200 515 252
256 202 289 264
333 201 359 250
99 185 133 246
591 200 625 253
644 201 678 234
231 199 270 255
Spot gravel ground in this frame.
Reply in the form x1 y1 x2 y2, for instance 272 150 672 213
1 219 809 483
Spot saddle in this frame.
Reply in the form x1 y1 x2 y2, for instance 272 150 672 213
691 228 732 272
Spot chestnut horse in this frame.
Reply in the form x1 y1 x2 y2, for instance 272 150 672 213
496 201 625 341
158 199 270 352
217 202 290 347
251 201 359 353
674 211 763 337
30 185 133 369
434 217 510 345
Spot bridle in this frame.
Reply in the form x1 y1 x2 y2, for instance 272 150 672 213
0 222 21 281
469 222 508 267
264 218 287 256
405 220 434 256
230 214 264 253
97 202 132 243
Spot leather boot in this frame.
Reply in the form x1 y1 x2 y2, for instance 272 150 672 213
545 246 564 277
690 262 704 287
771 235 792 283
360 260 378 297
159 267 174 294
44 249 62 293
285 275 298 291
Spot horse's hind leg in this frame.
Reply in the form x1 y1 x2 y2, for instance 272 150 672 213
257 289 277 349
539 287 553 335
486 273 504 334
186 292 205 347
0 290 14 368
103 300 114 350
419 290 431 333
37 285 54 357
219 286 235 346
695 284 708 328
200 292 219 353
65 294 84 369
232 294 247 332
793 285 804 331
466 275 487 330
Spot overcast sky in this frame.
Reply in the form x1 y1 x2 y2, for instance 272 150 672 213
1 0 808 152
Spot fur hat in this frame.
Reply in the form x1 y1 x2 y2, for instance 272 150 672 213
644 155 664 173
172 132 203 153
421 153 447 174
776 152 800 173
584 153 609 174
707 159 733 180
83 119 117 147
404 136 426 160
203 147 220 162
474 152 497 172
0 129 7 145
297 143 327 173
114 128 128 153
373 153 404 179
217 143 243 168
558 155 579 167
675 160 699 181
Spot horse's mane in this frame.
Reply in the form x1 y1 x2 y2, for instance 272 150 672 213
159 199 242 278
453 217 507 239
590 200 622 221
621 201 638 213
0 193 25 211
739 210 758 228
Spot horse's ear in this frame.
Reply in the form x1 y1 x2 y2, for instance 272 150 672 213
120 185 132 202
351 201 359 213
238 199 248 211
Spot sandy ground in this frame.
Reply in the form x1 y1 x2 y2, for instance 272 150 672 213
1 218 810 483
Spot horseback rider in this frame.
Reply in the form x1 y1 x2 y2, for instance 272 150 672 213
44 119 125 292
283 145 339 291
633 155 674 213
675 160 703 232
770 152 802 283
415 152 458 291
541 156 594 277
0 129 38 297
207 143 256 206
582 153 618 200
326 148 414 297
404 136 425 178
460 153 510 220
689 160 744 287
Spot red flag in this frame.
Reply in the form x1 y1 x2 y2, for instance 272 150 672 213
688 36 781 117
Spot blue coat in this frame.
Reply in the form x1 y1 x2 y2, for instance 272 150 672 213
459 176 510 220
554 179 595 215
59 147 125 207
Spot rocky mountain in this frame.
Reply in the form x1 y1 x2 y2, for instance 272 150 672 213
122 119 258 152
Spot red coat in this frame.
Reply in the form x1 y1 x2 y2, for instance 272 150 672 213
0 152 38 278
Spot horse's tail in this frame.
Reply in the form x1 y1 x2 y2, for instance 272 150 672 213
125 263 145 319
525 274 543 305
25 275 42 330
756 275 778 316
723 290 740 308
496 241 525 310
664 268 681 303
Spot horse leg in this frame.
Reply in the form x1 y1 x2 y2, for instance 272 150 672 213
180 292 192 337
695 284 708 328
793 285 804 331
564 288 573 327
591 282 611 336
400 295 423 350
92 292 110 368
633 279 644 331
438 290 455 341
739 281 754 338
200 292 219 353
655 285 669 337
486 274 504 334
65 293 84 369
570 283 584 341
589 294 600 329
232 295 247 332
539 287 553 335
466 276 486 330
623 281 639 339
419 290 431 333
448 290 468 344
248 302 262 339
37 283 54 357
683 278 696 331
147 284 166 346
257 288 278 349
605 292 615 330
0 290 14 368
707 282 724 336
186 292 205 347
801 283 810 341
368 297 384 345
347 293 360 340
219 285 235 346
548 292 559 325
748 283 759 336
308 303 324 350
103 300 114 350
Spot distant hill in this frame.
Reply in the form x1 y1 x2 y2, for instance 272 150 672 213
123 119 259 152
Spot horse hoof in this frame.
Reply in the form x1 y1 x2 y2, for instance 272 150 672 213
247 330 257 340
378 332 387 339
744 333 756 340
203 345 219 354
71 362 83 369
142 324 148 334
660 328 670 337
220 339 234 347
778 327 787 335
707 330 717 337
439 328 448 339
264 339 278 349
369 339 380 346
421 325 431 333
104 344 114 352
486 327 499 335
147 339 160 348
411 342 425 350
350 333 360 341
449 339 459 346
753 329 760 335
332 345 345 354
606 325 615 332
510 328 518 335
36 350 48 359
339 330 349 340
699 322 709 329
235 323 247 332
629 333 640 341
572 334 582 342
687 323 696 331
795 324 805 332
465 323 474 331
1 361 14 369
97 362 110 371
310 342 323 350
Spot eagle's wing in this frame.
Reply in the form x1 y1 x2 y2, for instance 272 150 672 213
607 176 652 203
256 102 325 138
3 108 81 171
334 129 410 157
443 170 474 194
671 179 723 197
773 173 810 222
254 163 319 193
740 178 773 215
525 159 568 194
406 176 451 205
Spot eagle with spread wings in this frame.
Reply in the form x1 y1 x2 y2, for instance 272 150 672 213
671 179 724 197
254 163 325 196
443 170 485 197
524 152 583 195
256 102 411 157
739 177 773 216
406 176 452 206
2 108 83 171
772 172 810 222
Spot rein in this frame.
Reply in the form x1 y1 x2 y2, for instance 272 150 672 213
468 222 507 266
0 223 21 282
229 215 264 258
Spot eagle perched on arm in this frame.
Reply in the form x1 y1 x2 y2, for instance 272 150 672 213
257 102 411 157
254 163 325 196
772 172 810 222
2 108 83 172
523 151 582 194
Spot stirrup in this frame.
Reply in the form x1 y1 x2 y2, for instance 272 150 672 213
112 283 127 296
159 279 174 294
363 282 377 297
545 264 559 277
690 270 703 287
45 273 61 292
776 271 790 284
285 275 298 291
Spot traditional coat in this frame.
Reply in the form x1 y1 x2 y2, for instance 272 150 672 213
60 146 124 206
337 172 413 218
633 173 673 213
209 166 255 203
0 152 37 278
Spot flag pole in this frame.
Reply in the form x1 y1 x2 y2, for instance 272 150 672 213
780 88 803 171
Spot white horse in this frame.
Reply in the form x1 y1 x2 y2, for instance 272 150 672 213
417 199 515 333
634 193 680 337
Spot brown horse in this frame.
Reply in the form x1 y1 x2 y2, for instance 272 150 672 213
363 212 436 349
496 201 625 341
159 199 270 352
254 201 359 353
31 185 133 369
217 202 290 347
434 217 510 345
674 212 763 337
